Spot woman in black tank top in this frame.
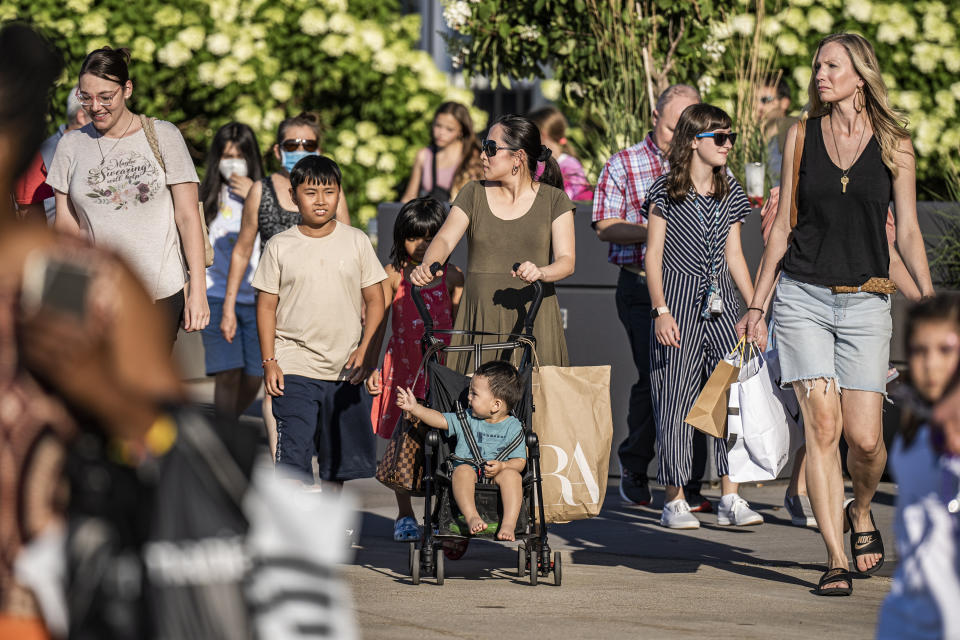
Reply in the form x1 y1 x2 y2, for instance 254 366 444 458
741 34 934 597
217 113 351 458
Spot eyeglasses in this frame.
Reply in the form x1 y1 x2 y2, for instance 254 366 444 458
76 86 122 108
759 95 776 104
481 139 519 158
695 132 738 146
280 138 319 152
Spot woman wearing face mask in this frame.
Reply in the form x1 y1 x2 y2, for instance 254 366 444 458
198 122 266 418
221 112 349 455
48 46 209 346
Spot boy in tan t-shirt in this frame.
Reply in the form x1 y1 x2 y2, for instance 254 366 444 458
252 155 386 482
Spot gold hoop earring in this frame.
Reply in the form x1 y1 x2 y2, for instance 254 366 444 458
512 165 519 176
854 86 864 113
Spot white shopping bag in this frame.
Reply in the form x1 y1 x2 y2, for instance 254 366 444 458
726 349 803 482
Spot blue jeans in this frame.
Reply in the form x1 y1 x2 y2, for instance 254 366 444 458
614 267 707 489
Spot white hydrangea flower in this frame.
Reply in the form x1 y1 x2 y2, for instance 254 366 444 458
731 14 755 36
365 175 395 202
935 90 956 117
177 26 206 51
209 0 239 23
215 57 240 88
328 13 356 34
876 23 900 44
776 33 802 56
357 205 377 225
897 90 922 112
781 8 808 34
806 7 834 33
406 95 430 113
154 6 183 28
698 75 717 95
131 35 156 60
299 9 328 36
157 41 191 68
359 25 385 51
235 104 263 130
442 1 472 31
793 66 812 90
66 0 93 12
791 0 813 6
761 18 782 37
911 43 940 73
540 79 561 101
913 116 942 156
322 34 347 56
262 109 285 134
356 122 378 139
236 65 257 85
943 48 960 73
207 33 232 56
517 25 541 41
355 146 377 167
844 0 872 22
942 128 960 153
86 37 110 52
322 0 347 11
234 39 256 62
951 81 960 102
367 137 389 153
373 49 398 73
419 67 449 93
79 13 108 36
263 7 285 23
338 130 359 149
269 80 293 102
197 62 218 85
710 20 734 40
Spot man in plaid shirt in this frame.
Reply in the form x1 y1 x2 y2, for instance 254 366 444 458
592 85 714 509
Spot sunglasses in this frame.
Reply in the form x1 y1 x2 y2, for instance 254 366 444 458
280 138 319 152
759 95 776 104
481 139 519 158
695 131 738 146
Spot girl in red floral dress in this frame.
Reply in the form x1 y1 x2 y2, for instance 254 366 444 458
367 197 463 541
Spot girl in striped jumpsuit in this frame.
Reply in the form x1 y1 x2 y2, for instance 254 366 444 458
644 103 764 530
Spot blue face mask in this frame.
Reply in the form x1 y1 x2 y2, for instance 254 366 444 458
280 150 318 173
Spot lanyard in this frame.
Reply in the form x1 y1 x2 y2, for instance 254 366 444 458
693 193 722 280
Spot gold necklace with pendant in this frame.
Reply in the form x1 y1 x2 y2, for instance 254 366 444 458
829 112 867 195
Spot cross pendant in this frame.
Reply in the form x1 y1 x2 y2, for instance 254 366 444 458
840 175 849 194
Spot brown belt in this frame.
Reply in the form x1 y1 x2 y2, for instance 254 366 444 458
621 264 646 277
830 277 897 295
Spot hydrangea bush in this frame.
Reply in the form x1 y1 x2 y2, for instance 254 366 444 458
701 0 960 193
5 0 485 225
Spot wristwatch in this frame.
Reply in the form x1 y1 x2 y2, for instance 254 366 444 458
650 306 671 318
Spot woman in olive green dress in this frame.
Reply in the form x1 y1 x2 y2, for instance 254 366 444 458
411 115 576 373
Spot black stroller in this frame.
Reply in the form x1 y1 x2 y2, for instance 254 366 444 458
407 263 560 586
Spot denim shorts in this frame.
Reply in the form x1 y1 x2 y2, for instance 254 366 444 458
772 274 892 394
201 299 262 377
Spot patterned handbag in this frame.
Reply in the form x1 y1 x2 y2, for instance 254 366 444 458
375 415 428 496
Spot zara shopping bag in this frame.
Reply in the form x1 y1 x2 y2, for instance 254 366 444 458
727 349 803 481
531 363 613 523
685 338 745 438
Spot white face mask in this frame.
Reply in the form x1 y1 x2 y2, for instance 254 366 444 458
219 158 248 180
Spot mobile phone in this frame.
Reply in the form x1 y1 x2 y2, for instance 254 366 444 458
21 251 93 318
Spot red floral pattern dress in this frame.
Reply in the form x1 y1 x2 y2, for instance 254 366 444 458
370 273 453 438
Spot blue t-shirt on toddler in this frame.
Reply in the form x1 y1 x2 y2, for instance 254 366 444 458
441 411 526 464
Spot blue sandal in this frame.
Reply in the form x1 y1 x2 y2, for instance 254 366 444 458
393 516 420 542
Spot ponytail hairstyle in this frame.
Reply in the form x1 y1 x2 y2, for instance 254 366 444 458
275 111 322 147
528 106 577 159
666 103 733 202
900 294 960 447
491 114 563 190
79 46 131 85
433 101 482 193
389 197 447 271
199 122 265 224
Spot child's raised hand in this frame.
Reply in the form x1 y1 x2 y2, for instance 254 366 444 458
395 386 418 413
366 369 382 395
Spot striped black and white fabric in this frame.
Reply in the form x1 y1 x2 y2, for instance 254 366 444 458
643 174 751 487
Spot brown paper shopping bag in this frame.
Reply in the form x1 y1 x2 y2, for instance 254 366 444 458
531 364 613 523
684 338 745 438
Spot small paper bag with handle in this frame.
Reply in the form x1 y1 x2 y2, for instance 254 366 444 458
684 338 745 439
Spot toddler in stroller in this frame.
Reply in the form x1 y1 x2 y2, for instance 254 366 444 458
396 361 527 540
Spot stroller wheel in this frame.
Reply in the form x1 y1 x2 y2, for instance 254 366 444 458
517 545 526 578
553 551 562 586
408 542 416 575
529 557 539 586
436 548 445 585
411 547 421 585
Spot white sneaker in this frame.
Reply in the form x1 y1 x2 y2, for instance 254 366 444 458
717 495 764 526
660 499 700 529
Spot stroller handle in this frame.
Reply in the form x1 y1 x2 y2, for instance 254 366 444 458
411 262 546 338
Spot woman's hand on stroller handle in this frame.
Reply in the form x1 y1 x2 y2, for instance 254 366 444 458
511 261 543 283
410 261 443 287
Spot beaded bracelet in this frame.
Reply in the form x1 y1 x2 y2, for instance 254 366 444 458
262 357 277 366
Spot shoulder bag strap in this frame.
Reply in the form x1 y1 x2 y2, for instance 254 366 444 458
430 145 439 192
789 112 808 229
139 114 166 173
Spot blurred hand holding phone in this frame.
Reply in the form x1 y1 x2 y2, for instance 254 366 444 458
21 251 94 319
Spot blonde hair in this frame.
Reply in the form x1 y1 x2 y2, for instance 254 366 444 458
528 105 577 158
806 33 910 177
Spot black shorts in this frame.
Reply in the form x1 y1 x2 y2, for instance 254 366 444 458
271 375 376 482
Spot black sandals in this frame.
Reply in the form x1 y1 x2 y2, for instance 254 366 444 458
844 499 885 576
814 567 853 596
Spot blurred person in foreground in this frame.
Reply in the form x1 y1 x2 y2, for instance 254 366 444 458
37 87 88 223
0 22 183 640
